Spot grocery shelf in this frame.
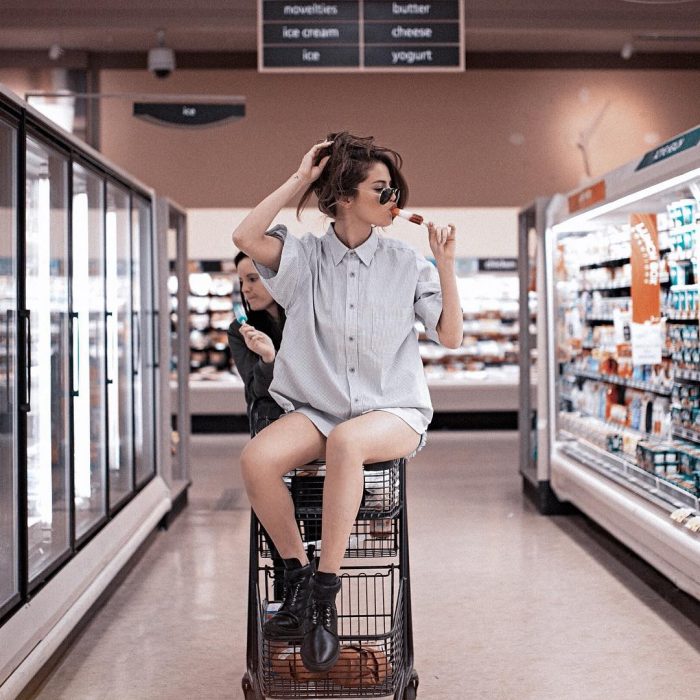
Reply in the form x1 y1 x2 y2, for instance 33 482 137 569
672 425 700 447
551 443 700 600
578 255 630 270
674 368 700 383
558 436 699 512
542 125 700 600
564 366 672 397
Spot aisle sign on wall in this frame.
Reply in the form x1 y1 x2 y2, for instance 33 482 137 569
258 0 464 72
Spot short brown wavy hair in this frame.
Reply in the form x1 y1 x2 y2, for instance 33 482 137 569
296 132 408 219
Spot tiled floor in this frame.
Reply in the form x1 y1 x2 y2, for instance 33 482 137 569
31 432 699 699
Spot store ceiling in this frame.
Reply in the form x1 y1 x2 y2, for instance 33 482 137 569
0 0 700 56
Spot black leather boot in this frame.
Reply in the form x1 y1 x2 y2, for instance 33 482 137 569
300 575 342 672
263 561 314 640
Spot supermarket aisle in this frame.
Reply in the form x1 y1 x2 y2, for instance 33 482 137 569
31 432 699 700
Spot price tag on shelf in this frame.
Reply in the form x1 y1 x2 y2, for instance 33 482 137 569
631 321 662 366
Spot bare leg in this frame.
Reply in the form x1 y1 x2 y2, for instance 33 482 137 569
319 411 421 574
240 412 325 562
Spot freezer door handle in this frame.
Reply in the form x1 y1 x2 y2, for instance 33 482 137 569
153 309 160 369
133 310 141 376
4 310 10 411
20 310 31 412
71 311 80 397
105 310 114 385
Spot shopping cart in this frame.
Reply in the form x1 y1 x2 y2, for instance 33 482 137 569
241 406 420 699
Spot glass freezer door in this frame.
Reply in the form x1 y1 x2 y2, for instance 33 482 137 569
132 195 156 487
167 206 190 486
0 117 18 614
25 136 71 586
105 183 134 510
518 204 538 485
72 163 107 541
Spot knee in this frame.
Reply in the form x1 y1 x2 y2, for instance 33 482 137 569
240 442 275 492
326 424 363 465
239 443 259 489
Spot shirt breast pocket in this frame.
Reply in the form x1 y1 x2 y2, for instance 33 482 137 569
371 307 413 358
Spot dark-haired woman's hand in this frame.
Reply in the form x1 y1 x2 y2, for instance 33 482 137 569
240 323 276 364
294 140 333 184
427 222 456 267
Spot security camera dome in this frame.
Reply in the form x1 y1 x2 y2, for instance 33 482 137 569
148 45 175 78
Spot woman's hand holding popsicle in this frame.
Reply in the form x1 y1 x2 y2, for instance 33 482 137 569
240 324 276 364
428 222 457 266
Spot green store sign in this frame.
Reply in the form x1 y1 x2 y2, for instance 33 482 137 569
636 126 700 171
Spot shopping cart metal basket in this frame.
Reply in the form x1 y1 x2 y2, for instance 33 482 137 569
241 406 419 699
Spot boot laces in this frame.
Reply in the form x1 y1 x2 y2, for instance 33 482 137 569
281 580 303 610
311 600 334 629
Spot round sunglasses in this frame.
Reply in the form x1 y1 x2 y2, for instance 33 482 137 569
355 186 400 205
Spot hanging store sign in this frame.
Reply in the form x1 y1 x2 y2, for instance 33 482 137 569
630 213 661 324
635 125 700 171
629 212 663 365
133 103 245 127
567 180 606 215
258 0 464 72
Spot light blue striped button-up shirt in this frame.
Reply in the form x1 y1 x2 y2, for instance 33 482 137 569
254 224 444 436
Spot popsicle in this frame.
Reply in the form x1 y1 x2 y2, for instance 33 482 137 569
233 302 248 324
391 207 424 226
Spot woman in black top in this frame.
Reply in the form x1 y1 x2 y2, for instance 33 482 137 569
227 250 286 435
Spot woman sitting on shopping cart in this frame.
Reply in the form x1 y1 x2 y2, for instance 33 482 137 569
232 132 463 674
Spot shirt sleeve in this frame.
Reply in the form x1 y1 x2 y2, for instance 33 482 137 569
227 321 274 405
414 254 443 344
253 224 308 309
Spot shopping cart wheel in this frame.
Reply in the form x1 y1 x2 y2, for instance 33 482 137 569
402 670 419 699
242 672 260 700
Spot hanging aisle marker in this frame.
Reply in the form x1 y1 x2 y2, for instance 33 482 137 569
630 213 662 366
258 0 464 72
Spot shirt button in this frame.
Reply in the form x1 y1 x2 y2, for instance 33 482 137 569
349 336 354 341
350 272 356 277
354 398 359 403
349 304 355 309
349 367 355 373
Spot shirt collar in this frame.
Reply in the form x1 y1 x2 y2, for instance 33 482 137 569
325 224 379 266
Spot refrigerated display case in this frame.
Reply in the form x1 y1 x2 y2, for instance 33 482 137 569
72 162 108 542
0 84 172 695
518 198 568 514
544 125 700 599
157 197 191 516
24 133 72 587
0 107 19 621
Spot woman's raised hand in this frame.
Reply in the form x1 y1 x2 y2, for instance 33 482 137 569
240 323 276 364
427 222 457 266
294 140 333 184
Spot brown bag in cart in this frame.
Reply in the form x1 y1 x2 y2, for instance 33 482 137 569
328 644 389 687
270 644 327 682
270 642 389 687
